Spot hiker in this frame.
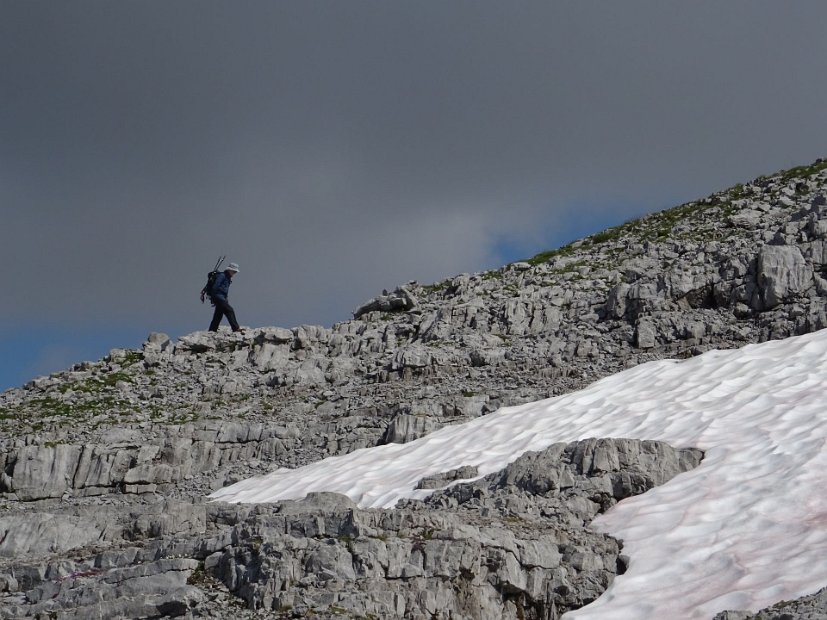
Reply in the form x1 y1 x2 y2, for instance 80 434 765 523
204 262 243 332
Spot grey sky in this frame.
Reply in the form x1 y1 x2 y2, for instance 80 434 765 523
3 1 827 387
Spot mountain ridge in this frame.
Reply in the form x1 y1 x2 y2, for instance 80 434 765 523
4 156 827 618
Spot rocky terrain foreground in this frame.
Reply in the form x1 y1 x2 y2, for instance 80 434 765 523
5 158 827 618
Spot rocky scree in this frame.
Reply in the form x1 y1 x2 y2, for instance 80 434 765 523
5 162 827 503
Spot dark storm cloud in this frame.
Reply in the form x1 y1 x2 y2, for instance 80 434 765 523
3 1 827 335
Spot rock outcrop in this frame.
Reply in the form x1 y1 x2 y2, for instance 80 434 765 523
0 439 701 619
714 586 827 620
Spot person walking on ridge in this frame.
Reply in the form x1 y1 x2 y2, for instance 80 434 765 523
203 262 243 332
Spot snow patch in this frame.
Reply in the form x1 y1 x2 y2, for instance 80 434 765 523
211 329 827 619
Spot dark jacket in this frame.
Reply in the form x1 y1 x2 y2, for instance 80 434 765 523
209 271 232 299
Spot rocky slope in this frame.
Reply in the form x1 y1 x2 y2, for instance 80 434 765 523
4 158 827 617
715 587 827 620
0 439 700 619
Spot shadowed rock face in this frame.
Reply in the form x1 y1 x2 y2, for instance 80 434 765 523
0 438 702 619
3 159 827 617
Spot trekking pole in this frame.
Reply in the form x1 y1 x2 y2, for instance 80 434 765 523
213 255 226 272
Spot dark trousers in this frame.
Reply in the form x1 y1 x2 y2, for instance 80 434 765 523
209 297 240 332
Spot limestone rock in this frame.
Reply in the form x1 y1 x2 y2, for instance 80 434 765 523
380 413 442 445
635 320 657 349
0 513 110 559
756 244 813 309
713 585 827 620
354 286 419 319
144 332 172 351
415 465 479 489
11 445 83 501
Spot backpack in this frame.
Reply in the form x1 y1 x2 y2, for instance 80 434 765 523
204 270 220 295
200 256 225 302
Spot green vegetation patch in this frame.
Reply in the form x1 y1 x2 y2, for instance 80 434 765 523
118 350 144 367
523 167 806 264
526 193 740 263
779 159 827 183
727 183 748 200
58 371 135 395
1 395 142 427
637 201 710 241
28 397 76 417
420 279 451 294
186 562 208 586
525 243 577 266
589 228 624 244
481 270 504 281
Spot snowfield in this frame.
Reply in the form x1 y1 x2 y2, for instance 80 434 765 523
211 328 827 619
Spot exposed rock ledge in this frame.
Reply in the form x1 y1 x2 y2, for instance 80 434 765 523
0 438 701 619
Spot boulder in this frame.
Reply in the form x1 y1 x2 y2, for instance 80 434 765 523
144 332 172 351
354 286 419 319
756 245 813 309
0 513 110 558
391 345 433 370
11 445 83 501
634 320 657 349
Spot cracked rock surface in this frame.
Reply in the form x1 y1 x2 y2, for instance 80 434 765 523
1 439 701 619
